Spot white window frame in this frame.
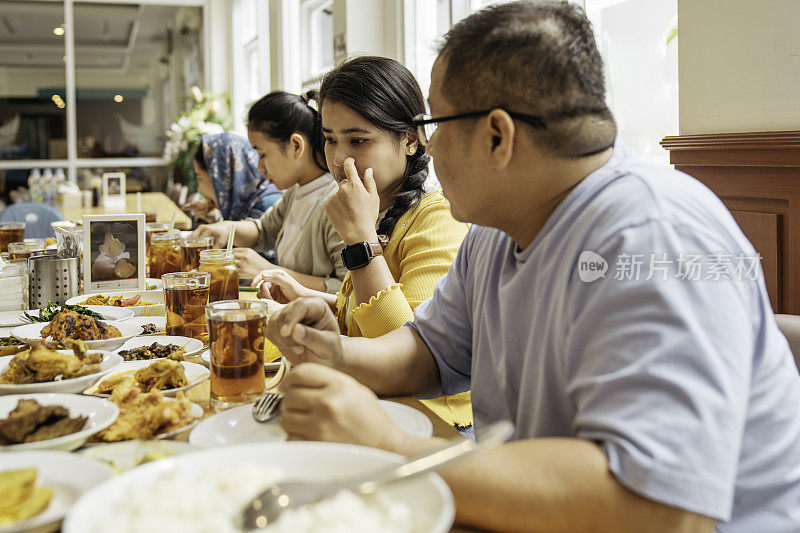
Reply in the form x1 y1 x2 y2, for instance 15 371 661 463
231 0 270 135
0 0 208 183
299 0 333 91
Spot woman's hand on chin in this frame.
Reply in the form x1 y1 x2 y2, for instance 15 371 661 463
326 158 380 244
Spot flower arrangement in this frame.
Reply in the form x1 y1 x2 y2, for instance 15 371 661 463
163 86 232 193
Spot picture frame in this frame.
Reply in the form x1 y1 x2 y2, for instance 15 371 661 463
82 214 145 293
102 172 126 207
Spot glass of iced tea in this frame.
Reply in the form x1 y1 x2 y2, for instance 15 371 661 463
181 236 213 271
149 231 182 279
206 300 267 409
198 249 239 302
0 222 25 253
8 240 47 261
163 271 210 340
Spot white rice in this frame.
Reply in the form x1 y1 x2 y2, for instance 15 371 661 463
98 464 413 533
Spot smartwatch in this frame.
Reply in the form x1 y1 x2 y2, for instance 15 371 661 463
341 242 383 270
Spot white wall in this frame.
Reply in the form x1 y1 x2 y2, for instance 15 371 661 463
679 0 800 134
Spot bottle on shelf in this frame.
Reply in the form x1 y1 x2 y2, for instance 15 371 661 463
41 168 54 205
27 168 42 203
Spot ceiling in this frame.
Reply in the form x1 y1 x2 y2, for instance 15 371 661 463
0 1 197 72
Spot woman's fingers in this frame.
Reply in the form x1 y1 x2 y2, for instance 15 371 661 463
342 158 366 190
363 168 377 195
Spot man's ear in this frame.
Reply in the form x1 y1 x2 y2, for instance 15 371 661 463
485 109 515 170
288 133 305 159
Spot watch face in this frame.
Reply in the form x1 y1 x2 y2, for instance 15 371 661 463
342 242 371 270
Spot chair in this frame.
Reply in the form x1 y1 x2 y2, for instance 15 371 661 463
775 314 800 373
0 203 65 239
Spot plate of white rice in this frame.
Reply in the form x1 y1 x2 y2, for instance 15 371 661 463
62 441 454 533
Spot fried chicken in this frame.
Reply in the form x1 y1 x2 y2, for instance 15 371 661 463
40 310 121 342
0 343 103 384
92 385 193 442
0 399 85 444
133 359 187 392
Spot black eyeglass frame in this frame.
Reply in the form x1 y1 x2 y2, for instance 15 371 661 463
412 109 547 146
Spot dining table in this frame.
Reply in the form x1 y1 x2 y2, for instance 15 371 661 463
60 192 192 230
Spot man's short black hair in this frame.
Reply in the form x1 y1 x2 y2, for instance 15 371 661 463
438 1 616 157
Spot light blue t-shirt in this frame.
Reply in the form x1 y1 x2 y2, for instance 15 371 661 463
410 141 800 531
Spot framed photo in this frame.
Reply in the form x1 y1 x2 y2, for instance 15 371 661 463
83 214 145 293
102 172 126 207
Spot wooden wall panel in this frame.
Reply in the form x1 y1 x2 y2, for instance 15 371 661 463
661 131 800 314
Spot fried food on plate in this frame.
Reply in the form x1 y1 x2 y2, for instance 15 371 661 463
0 468 53 525
94 359 187 394
0 399 87 444
40 310 121 342
92 385 193 442
0 342 102 385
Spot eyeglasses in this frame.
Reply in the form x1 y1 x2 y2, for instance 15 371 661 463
412 109 547 146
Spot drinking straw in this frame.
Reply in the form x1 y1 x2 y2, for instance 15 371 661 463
168 212 177 234
226 226 235 253
136 192 142 213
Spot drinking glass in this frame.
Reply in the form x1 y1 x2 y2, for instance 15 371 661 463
149 231 182 278
181 236 213 271
0 222 25 253
206 300 267 409
162 271 210 340
198 249 239 302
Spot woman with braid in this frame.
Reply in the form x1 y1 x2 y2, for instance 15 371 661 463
252 56 472 433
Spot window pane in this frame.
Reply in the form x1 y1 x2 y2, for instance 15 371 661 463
586 0 678 164
74 3 205 159
0 0 68 161
413 0 450 99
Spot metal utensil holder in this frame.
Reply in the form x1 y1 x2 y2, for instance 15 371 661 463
29 254 81 307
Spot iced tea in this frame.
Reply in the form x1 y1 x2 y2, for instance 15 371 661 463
0 223 25 253
181 236 213 271
207 300 267 409
198 249 239 302
163 271 210 340
8 240 47 261
149 231 182 279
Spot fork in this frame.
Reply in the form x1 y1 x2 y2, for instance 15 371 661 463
251 391 283 423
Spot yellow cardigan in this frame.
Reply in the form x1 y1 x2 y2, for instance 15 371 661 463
335 189 473 428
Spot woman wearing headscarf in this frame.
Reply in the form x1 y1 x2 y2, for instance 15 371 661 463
184 131 282 223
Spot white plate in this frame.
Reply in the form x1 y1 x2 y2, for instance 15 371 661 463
145 278 163 290
0 351 123 395
83 360 210 397
0 451 113 533
155 403 204 440
63 442 454 533
77 440 197 474
199 348 282 371
11 321 143 352
65 291 165 317
116 316 166 335
115 335 203 359
0 393 119 452
22 306 135 323
0 310 28 327
189 399 433 448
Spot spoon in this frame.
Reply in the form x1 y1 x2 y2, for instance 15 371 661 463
238 419 514 530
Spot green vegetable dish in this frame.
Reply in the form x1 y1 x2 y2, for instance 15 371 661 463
24 302 104 323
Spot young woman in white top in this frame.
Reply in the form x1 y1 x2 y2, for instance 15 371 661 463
192 91 346 293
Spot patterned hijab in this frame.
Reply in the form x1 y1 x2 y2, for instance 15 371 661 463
200 132 279 220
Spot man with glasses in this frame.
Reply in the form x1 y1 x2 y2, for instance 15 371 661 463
267 2 800 532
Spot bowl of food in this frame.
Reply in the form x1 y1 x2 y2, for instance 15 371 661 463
0 451 113 533
10 310 143 352
23 304 134 324
0 343 122 395
62 442 455 533
66 291 165 317
83 360 209 397
0 393 119 452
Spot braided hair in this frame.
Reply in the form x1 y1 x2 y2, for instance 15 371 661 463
247 90 328 172
319 56 429 239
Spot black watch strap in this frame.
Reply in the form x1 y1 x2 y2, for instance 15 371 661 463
341 241 383 270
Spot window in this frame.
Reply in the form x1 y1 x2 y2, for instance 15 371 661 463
300 0 333 90
585 0 678 164
231 0 269 135
0 0 208 189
